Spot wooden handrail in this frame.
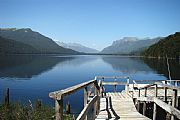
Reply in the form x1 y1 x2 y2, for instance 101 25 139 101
49 79 99 100
155 82 180 90
96 76 129 79
76 95 99 120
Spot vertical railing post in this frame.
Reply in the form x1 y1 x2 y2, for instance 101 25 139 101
84 86 88 120
55 98 63 120
164 80 167 102
93 82 99 119
153 84 158 120
138 89 141 97
126 77 130 94
143 87 147 115
171 89 177 120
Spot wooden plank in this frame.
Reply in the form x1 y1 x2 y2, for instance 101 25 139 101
137 97 154 102
76 95 99 120
154 98 180 119
102 81 127 85
49 79 98 100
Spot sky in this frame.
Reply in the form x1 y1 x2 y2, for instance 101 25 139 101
0 0 180 50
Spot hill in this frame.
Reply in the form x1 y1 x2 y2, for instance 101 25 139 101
101 37 162 54
55 41 99 53
0 28 78 54
142 32 180 58
0 36 39 54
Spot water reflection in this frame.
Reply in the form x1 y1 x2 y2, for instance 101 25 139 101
101 56 153 74
142 58 180 80
0 55 74 78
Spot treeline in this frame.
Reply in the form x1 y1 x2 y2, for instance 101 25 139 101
142 32 180 58
0 36 40 54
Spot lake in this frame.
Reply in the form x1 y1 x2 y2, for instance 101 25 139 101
0 55 180 115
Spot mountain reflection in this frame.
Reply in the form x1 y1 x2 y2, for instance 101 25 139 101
142 58 180 79
101 56 153 74
0 55 74 78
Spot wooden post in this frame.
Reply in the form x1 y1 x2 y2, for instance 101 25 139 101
153 84 158 120
55 99 63 120
126 77 130 94
143 102 146 115
93 83 98 118
145 87 147 97
66 101 71 114
164 81 167 102
137 101 140 112
171 89 177 120
138 89 141 97
153 103 157 120
84 87 88 120
155 84 157 97
4 88 10 106
84 87 88 107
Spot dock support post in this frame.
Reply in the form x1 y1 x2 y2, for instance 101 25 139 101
55 99 63 120
171 89 177 120
153 84 158 120
84 87 88 120
143 87 147 115
93 83 99 118
153 103 157 120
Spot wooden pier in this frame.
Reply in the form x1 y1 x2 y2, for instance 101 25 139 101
49 76 180 120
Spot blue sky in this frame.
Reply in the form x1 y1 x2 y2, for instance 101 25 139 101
0 0 180 50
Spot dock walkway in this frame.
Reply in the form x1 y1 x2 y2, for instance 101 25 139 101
96 91 150 120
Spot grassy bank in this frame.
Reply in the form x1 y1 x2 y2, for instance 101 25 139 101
0 100 72 120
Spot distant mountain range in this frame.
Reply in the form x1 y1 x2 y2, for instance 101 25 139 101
101 37 162 54
55 41 99 53
0 28 79 54
142 32 180 58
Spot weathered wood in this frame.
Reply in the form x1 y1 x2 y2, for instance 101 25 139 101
164 81 167 102
171 89 177 120
76 95 99 120
155 84 157 97
155 82 180 90
49 79 98 100
153 103 157 120
102 81 127 86
138 89 140 97
96 76 129 79
143 102 146 115
84 87 88 107
137 97 154 102
144 87 147 97
55 99 63 120
154 98 180 119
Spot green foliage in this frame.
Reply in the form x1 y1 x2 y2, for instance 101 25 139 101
0 36 40 54
0 100 72 120
142 32 180 58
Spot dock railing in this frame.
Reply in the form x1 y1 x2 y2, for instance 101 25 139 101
131 80 180 120
49 76 130 120
49 78 100 120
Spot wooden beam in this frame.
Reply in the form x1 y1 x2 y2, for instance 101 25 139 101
137 97 154 102
49 79 97 100
102 81 127 86
153 103 157 120
55 99 63 120
154 98 180 119
76 95 99 120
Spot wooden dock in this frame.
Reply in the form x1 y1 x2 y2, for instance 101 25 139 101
96 91 150 120
49 76 180 120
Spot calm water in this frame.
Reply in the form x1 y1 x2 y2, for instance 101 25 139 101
0 55 180 114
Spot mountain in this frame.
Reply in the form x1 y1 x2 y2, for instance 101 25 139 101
0 36 39 54
142 32 180 58
55 41 99 53
101 37 162 54
0 28 79 54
